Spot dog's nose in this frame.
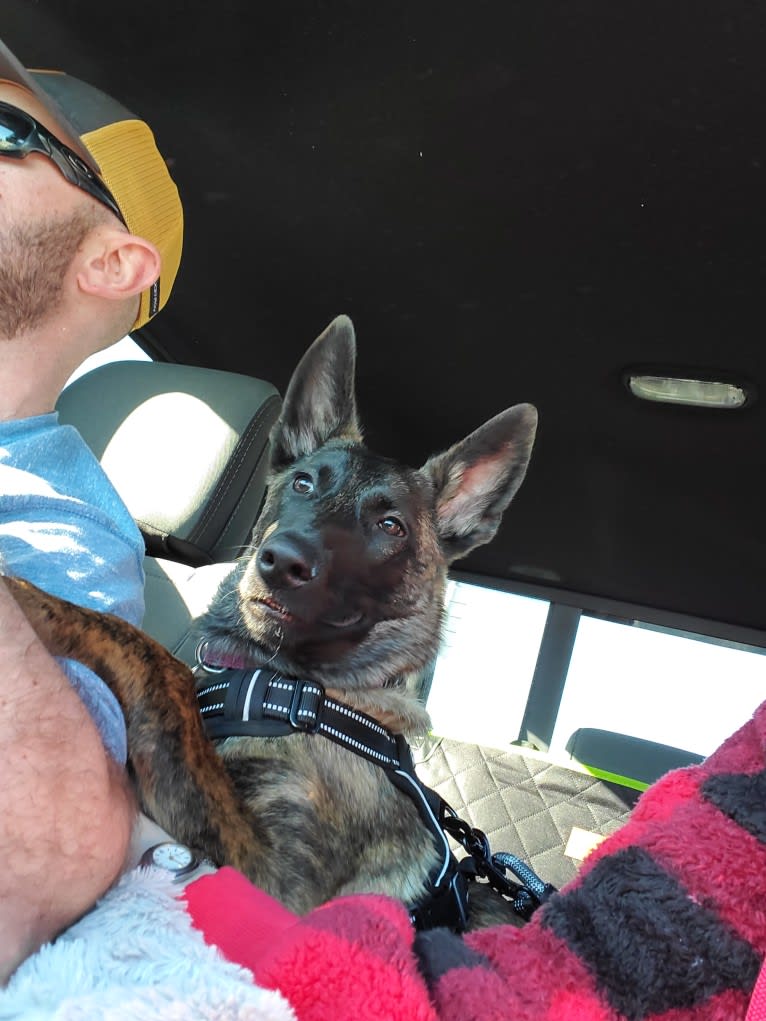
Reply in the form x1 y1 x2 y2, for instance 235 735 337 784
257 533 320 589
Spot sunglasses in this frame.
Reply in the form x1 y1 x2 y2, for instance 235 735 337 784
0 100 125 224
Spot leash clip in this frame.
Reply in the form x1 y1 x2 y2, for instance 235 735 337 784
195 637 228 674
442 807 557 921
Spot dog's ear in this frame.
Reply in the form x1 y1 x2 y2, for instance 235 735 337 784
271 315 363 468
420 404 538 562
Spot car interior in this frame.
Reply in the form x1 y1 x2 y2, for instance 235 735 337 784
6 2 766 896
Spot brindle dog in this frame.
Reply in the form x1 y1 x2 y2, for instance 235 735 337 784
5 315 537 928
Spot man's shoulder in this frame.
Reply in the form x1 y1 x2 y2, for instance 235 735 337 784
0 411 64 444
1 414 95 478
1 415 123 514
0 413 145 599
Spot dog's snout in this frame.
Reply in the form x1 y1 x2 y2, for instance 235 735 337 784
257 533 321 589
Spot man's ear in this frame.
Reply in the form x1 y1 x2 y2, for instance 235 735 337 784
76 229 161 303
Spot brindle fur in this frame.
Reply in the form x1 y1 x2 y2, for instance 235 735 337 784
4 315 537 928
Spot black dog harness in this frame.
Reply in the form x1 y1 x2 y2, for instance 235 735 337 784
196 665 555 930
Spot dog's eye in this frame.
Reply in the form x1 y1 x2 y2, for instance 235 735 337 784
378 516 406 538
293 473 314 494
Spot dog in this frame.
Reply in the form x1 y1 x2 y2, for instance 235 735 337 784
6 315 537 929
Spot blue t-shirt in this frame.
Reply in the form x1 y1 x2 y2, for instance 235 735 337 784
0 413 145 763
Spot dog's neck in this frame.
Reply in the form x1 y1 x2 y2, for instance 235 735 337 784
195 642 431 738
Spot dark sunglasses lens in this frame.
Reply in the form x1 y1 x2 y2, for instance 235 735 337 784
0 107 33 151
0 105 123 222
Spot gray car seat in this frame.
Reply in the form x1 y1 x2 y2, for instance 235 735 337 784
57 359 281 660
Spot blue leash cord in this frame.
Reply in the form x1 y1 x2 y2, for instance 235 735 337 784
491 851 558 916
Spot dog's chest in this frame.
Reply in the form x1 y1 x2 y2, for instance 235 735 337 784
219 731 406 820
217 732 440 908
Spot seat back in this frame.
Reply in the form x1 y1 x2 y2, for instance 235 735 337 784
57 360 281 566
141 557 238 663
58 359 281 661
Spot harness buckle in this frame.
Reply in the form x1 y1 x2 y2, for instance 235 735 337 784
288 679 322 733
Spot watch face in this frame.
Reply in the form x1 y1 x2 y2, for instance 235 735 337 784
151 842 194 872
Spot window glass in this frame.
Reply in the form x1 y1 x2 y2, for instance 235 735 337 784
427 580 549 747
551 615 766 757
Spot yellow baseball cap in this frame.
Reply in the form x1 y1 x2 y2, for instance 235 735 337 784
0 38 183 330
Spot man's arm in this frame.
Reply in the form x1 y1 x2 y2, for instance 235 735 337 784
0 579 136 985
1 448 147 764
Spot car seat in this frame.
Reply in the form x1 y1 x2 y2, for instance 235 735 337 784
57 359 281 661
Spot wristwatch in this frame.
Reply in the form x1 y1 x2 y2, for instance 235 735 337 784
139 841 215 884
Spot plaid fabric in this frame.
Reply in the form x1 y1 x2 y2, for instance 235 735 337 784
185 698 766 1021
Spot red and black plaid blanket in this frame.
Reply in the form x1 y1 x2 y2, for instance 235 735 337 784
185 698 766 1021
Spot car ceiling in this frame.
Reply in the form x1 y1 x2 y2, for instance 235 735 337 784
6 2 766 637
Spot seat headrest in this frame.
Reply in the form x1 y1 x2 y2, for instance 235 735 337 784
57 360 281 565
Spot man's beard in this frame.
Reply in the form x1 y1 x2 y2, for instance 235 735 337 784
0 207 105 340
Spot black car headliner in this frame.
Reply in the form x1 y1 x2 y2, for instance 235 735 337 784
6 2 766 639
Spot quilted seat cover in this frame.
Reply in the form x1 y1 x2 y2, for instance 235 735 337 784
414 736 638 888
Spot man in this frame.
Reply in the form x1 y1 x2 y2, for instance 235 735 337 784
0 37 182 982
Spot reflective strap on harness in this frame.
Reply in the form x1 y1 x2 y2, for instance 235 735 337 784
198 668 400 765
386 738 470 931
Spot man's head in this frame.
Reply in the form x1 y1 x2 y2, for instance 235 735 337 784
0 39 182 340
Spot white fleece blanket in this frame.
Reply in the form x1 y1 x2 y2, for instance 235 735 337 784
0 868 295 1021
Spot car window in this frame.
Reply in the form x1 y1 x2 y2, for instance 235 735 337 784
426 580 548 748
550 615 766 757
427 582 765 759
